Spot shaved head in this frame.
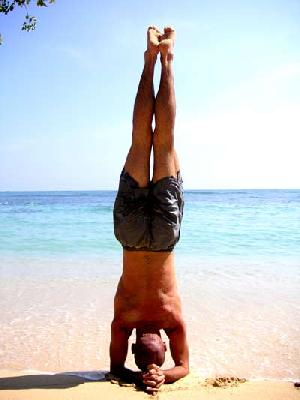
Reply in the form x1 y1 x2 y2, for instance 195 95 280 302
132 332 166 371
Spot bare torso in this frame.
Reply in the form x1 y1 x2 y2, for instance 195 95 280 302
113 250 183 331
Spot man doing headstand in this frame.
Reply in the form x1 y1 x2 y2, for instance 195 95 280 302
111 26 189 393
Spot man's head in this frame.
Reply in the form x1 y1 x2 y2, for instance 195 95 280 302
132 331 167 371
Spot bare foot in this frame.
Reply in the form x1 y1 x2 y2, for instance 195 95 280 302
146 26 162 59
159 26 175 60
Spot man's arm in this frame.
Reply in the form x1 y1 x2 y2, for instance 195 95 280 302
110 320 141 384
163 322 189 383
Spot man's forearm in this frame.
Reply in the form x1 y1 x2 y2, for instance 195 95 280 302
162 365 189 383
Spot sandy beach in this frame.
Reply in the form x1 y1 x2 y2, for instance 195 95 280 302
0 369 299 400
1 191 299 398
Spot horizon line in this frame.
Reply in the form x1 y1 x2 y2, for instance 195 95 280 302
1 188 300 193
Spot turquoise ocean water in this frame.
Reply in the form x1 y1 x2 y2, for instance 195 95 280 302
0 190 299 379
1 189 300 259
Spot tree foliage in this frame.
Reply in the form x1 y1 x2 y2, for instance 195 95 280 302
0 0 55 44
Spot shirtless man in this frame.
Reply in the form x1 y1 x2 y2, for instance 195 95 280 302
111 26 189 394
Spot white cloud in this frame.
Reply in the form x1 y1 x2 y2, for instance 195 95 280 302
174 60 300 188
266 63 300 81
176 104 300 188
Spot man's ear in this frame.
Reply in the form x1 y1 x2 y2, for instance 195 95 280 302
163 342 167 352
132 343 136 354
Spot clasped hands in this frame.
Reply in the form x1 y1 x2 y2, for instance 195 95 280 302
142 363 165 394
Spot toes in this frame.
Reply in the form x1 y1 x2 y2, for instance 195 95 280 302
164 26 175 33
148 25 160 33
163 26 175 40
147 26 162 45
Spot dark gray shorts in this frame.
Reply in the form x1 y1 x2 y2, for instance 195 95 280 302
113 169 184 252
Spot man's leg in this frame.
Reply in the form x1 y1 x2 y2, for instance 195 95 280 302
124 26 161 188
153 27 180 183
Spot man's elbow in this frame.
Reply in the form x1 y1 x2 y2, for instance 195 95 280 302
178 362 189 378
183 364 189 377
178 360 189 380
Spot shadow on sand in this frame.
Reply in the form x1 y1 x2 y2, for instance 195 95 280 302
0 370 108 390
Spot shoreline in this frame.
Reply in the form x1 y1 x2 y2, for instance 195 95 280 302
0 369 299 400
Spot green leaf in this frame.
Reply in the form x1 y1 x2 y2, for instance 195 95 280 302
0 0 55 42
21 14 37 31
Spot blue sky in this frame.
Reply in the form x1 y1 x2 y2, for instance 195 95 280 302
0 0 299 190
